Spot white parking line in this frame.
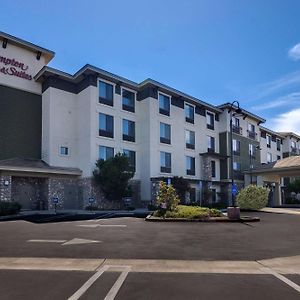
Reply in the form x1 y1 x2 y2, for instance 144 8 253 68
67 265 110 300
27 239 67 243
104 266 131 300
78 224 127 228
260 267 300 293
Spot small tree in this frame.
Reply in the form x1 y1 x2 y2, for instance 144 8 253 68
237 185 269 210
287 178 300 194
156 181 180 211
93 153 134 201
171 176 190 202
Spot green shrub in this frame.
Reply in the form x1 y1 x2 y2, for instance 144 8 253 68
155 205 222 219
0 201 22 216
237 185 269 210
156 181 180 211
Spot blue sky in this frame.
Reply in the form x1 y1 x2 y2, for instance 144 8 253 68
2 0 300 133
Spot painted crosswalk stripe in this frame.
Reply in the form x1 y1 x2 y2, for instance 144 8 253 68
27 239 67 243
67 265 110 300
104 266 131 300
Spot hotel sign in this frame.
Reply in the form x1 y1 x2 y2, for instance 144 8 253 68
0 56 32 80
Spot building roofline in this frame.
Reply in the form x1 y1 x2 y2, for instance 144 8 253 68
259 126 285 138
0 31 55 64
277 132 300 140
218 102 266 123
140 78 222 113
35 66 222 112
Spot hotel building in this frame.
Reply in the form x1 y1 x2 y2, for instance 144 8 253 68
0 31 298 210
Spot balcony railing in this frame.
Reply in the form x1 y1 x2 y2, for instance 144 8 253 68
232 125 242 135
247 130 257 140
233 170 244 181
291 147 298 155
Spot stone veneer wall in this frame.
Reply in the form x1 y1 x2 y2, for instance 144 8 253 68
0 175 12 202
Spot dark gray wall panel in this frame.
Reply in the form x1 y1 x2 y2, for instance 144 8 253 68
0 85 41 160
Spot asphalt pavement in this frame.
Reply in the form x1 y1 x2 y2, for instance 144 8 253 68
0 211 299 299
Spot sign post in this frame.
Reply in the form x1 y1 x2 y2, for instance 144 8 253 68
53 197 59 214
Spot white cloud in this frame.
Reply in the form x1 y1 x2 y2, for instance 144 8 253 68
251 92 300 110
254 71 300 99
267 108 300 135
288 43 300 61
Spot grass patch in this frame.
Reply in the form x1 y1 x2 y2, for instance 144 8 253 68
153 205 222 219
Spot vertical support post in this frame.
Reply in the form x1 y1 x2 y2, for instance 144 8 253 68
229 111 235 207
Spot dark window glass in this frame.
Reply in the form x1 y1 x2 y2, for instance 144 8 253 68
122 89 135 112
233 139 240 155
267 135 271 148
207 136 215 152
211 160 216 178
160 122 171 144
186 156 195 175
206 112 214 130
60 147 69 156
159 94 170 116
99 113 114 138
276 139 281 151
123 119 135 142
185 103 194 123
99 146 114 160
160 151 171 173
185 130 195 149
99 81 113 106
123 149 136 172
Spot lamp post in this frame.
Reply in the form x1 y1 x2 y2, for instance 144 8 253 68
228 101 242 220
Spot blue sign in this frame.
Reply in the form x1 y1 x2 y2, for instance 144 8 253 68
53 197 59 204
232 184 237 195
167 178 171 186
89 197 95 204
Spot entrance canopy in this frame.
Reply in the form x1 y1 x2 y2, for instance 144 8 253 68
250 156 300 181
246 156 300 206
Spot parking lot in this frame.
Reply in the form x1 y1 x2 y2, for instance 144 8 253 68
0 212 299 299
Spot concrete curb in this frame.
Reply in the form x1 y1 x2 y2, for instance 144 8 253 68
145 215 260 222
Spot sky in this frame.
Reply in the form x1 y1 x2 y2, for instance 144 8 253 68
1 0 300 134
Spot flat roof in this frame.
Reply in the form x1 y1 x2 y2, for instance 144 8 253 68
0 31 55 64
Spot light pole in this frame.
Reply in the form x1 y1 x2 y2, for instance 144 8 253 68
228 101 242 219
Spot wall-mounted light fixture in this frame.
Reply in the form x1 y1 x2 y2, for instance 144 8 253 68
2 38 8 49
36 51 42 60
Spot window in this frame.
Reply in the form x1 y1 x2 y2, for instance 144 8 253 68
160 151 171 173
211 188 217 203
267 153 272 163
186 156 195 175
60 146 69 156
185 103 194 124
247 123 256 140
249 144 255 157
206 112 214 130
123 149 136 172
291 141 297 151
232 117 241 134
99 146 114 160
276 139 281 151
160 122 171 144
233 161 241 171
233 117 240 127
99 113 114 138
266 135 271 148
159 94 170 116
233 139 240 155
277 155 281 161
211 160 216 178
248 123 255 132
99 81 113 106
207 136 215 152
185 130 195 149
123 119 135 142
122 89 135 112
